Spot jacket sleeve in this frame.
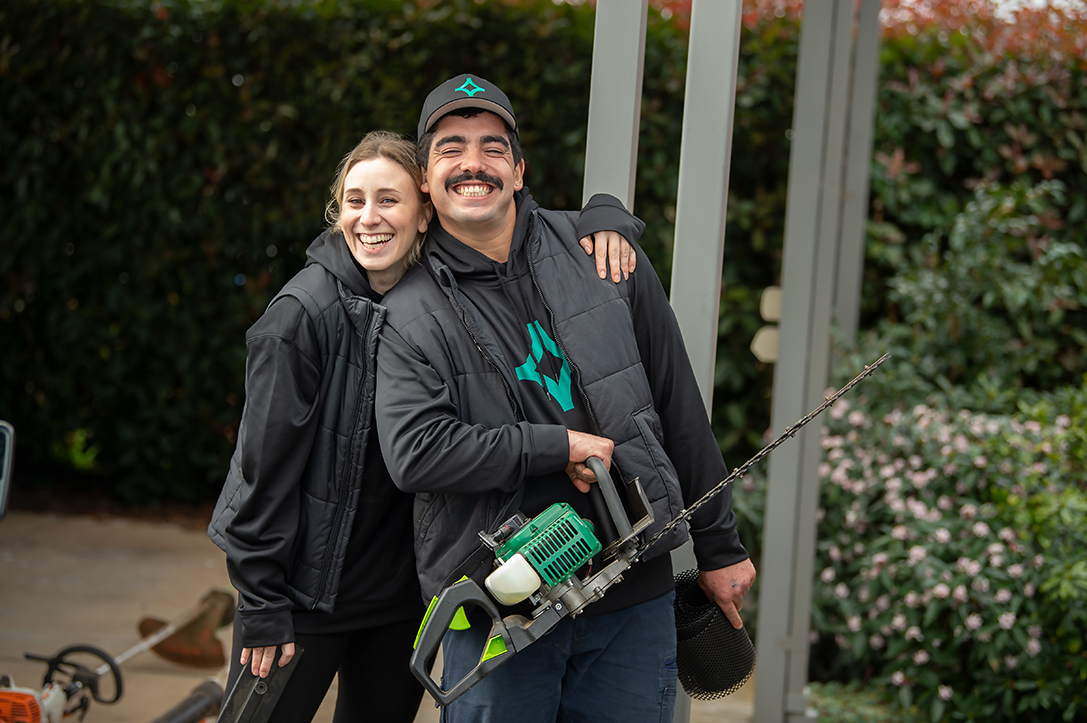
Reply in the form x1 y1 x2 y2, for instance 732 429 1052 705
375 319 570 495
625 242 750 571
576 193 646 243
222 296 322 648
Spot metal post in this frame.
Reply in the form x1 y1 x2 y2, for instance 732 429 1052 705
582 0 648 209
666 5 745 721
668 0 743 411
753 1 856 721
834 0 883 343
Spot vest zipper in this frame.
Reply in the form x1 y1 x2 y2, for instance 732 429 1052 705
311 297 369 609
445 274 524 423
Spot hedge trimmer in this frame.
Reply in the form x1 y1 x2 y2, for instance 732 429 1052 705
410 354 889 705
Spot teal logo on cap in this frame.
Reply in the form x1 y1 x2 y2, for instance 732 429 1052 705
455 77 485 97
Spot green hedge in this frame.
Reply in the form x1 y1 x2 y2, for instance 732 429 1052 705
2 0 1084 503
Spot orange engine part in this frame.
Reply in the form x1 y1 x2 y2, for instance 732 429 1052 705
0 690 43 723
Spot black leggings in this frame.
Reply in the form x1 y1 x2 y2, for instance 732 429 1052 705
226 618 426 723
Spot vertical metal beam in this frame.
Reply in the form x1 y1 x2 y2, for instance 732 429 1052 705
666 6 745 722
582 0 648 209
834 0 883 343
668 0 743 411
753 1 856 721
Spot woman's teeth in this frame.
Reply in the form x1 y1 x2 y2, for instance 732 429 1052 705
359 234 392 248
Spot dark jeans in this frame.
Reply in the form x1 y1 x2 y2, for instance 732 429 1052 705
226 617 424 723
440 591 678 723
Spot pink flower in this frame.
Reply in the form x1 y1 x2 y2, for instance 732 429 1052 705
965 613 983 631
994 589 1012 604
973 521 991 537
906 626 923 641
848 616 862 632
835 583 849 599
999 612 1016 630
870 634 885 649
938 685 953 701
934 528 951 544
913 649 929 664
960 504 977 520
892 671 907 686
953 585 969 603
933 583 951 599
892 613 907 631
1004 655 1018 670
1007 564 1024 579
821 567 836 583
1027 638 1041 657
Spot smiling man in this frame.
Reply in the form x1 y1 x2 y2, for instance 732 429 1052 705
375 74 756 723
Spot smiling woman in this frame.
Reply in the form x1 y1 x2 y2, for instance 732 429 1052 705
337 158 430 293
207 129 432 723
327 132 432 294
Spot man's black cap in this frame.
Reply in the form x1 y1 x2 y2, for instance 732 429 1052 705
417 74 518 140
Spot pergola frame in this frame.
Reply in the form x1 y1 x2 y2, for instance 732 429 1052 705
581 1 884 721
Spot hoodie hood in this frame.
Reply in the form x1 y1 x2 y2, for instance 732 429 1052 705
304 228 376 299
426 189 539 278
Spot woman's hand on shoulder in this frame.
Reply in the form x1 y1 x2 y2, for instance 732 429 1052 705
580 231 637 283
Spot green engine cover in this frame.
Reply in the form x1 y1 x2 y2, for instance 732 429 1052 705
495 503 601 587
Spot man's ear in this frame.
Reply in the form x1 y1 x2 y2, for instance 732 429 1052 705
513 159 525 191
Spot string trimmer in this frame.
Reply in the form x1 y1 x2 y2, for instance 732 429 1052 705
0 589 233 723
410 354 889 705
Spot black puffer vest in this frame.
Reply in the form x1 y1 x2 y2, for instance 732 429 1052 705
209 262 384 612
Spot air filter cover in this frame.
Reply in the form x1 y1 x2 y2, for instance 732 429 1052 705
673 569 756 700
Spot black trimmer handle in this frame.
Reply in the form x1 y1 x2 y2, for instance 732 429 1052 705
585 457 633 541
410 578 516 706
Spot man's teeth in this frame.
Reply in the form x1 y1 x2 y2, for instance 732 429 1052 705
456 184 491 197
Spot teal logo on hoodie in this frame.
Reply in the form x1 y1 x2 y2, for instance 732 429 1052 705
515 321 573 412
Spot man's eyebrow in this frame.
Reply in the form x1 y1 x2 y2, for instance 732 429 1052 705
434 134 467 149
481 135 510 149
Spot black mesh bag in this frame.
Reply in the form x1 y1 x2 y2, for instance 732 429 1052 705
673 569 756 700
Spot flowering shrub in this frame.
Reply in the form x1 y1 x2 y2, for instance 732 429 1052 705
807 383 1087 721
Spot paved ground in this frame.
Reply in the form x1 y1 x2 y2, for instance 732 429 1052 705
0 511 752 722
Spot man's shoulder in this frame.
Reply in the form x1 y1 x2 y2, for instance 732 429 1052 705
381 261 447 329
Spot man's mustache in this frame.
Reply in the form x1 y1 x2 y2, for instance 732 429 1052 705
445 171 504 192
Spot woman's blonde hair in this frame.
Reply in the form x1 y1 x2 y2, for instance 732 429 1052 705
325 130 430 269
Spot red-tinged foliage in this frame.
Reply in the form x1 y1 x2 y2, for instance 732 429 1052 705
649 0 1087 66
